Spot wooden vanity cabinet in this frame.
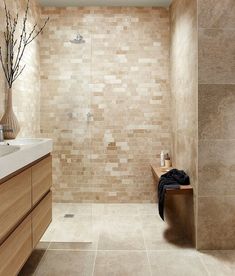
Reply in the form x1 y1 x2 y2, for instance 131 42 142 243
0 169 31 244
32 155 52 205
0 154 52 276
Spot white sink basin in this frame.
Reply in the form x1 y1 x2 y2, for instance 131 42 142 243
6 138 43 146
0 145 20 157
0 138 53 179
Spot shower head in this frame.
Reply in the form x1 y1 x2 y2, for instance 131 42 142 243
70 34 85 44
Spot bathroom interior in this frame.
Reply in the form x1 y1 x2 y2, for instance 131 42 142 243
0 0 234 275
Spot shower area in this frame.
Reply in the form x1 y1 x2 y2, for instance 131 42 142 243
39 7 171 243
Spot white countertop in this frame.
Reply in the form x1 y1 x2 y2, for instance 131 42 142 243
0 138 53 180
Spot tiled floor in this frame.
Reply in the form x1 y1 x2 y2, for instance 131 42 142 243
19 204 235 276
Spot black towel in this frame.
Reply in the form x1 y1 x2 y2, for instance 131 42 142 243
158 169 190 220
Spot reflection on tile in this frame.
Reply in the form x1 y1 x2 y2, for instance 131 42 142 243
199 28 235 84
19 243 49 276
148 250 208 276
199 140 235 196
197 196 235 249
33 250 95 276
200 250 235 276
143 225 191 250
199 84 235 139
94 251 151 276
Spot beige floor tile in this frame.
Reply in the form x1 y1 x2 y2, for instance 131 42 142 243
34 250 95 276
19 243 49 276
148 250 208 276
98 215 145 250
94 250 151 276
48 241 96 250
200 250 235 276
98 228 145 250
143 225 192 250
138 203 158 215
103 204 139 216
140 214 165 228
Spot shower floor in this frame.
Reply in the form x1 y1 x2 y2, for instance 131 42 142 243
19 203 235 275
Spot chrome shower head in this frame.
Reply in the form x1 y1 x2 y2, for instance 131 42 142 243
70 34 85 44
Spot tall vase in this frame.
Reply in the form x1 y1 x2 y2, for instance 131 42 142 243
0 87 20 139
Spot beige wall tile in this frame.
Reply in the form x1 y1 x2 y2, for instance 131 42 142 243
199 28 235 84
198 0 235 28
199 84 235 139
198 140 235 196
40 7 171 203
170 0 197 247
197 196 235 249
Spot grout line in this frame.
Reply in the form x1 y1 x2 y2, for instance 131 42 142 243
197 253 211 276
91 213 100 276
199 27 235 31
140 212 152 276
92 249 98 276
31 241 52 275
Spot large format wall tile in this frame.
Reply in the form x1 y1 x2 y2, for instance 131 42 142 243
198 0 235 28
198 139 235 196
199 84 235 139
170 0 198 138
170 0 197 247
40 7 171 202
197 196 235 249
199 28 235 84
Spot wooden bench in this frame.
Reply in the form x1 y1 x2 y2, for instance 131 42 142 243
151 164 193 195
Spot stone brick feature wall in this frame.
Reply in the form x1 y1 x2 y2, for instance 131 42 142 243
40 7 171 202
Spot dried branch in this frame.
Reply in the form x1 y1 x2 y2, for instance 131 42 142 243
0 0 49 88
0 47 9 82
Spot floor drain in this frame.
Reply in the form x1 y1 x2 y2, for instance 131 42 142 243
64 214 74 218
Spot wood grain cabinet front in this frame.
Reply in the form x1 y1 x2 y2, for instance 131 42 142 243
0 169 31 244
0 215 32 276
32 155 52 205
32 191 52 248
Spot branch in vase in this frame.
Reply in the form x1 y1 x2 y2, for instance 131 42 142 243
0 0 49 88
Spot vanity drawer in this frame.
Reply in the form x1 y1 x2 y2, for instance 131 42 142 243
0 215 32 276
32 155 52 205
0 169 31 243
32 191 52 248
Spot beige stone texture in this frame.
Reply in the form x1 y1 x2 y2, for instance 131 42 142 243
169 0 197 245
197 196 235 250
40 7 171 203
94 250 150 276
198 0 235 28
199 84 235 139
199 140 235 197
21 204 235 275
0 0 41 137
199 28 235 84
198 0 235 249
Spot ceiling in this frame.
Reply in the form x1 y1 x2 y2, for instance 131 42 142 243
38 0 172 8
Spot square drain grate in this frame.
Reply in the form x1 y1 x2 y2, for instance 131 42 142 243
64 214 74 218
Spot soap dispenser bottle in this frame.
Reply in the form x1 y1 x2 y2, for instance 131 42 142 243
165 153 171 168
160 151 165 167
